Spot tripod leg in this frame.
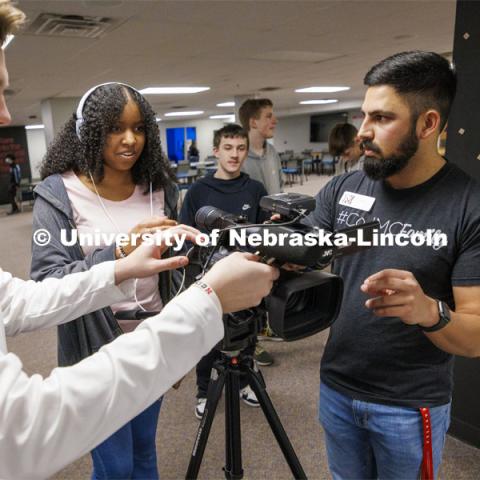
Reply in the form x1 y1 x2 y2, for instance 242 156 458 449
186 372 225 479
246 367 307 479
224 367 244 479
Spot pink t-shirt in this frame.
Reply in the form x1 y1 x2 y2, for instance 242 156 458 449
61 171 165 315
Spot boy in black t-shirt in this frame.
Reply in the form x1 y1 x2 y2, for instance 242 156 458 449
180 124 270 419
180 125 267 228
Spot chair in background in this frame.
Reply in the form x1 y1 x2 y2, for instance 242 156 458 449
177 181 191 208
204 166 217 175
176 160 197 184
197 155 217 176
282 158 300 186
18 178 35 211
301 150 313 180
176 161 196 208
176 160 190 175
303 157 313 179
312 153 323 175
279 152 292 175
321 154 336 175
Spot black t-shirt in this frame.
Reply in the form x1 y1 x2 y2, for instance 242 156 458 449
311 162 480 407
179 172 268 228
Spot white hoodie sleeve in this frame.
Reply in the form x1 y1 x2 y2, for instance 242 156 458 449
0 262 134 337
0 285 223 480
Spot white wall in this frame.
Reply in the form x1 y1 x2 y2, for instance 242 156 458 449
159 118 227 161
349 110 364 129
275 109 364 154
41 97 79 146
26 128 47 180
274 114 327 153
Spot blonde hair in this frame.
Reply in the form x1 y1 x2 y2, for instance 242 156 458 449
0 0 25 45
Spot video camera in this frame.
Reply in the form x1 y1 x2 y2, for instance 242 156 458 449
190 193 378 350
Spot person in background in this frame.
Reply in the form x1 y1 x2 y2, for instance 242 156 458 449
328 123 363 173
31 82 179 480
239 98 283 359
180 123 269 418
6 152 21 214
188 139 199 161
239 98 282 195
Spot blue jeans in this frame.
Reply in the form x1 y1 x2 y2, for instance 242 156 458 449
319 382 451 479
91 399 162 479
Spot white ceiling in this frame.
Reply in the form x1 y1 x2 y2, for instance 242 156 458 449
5 0 456 126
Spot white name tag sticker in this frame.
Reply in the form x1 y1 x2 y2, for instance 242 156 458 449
339 191 376 212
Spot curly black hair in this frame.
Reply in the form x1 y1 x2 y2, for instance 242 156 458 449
40 83 176 192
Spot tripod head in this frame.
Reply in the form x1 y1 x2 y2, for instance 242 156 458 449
220 307 265 352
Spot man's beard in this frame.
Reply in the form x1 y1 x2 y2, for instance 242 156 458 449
362 125 419 180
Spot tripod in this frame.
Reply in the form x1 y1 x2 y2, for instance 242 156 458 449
186 348 307 479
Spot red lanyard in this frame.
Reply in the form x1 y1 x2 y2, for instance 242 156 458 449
419 407 434 480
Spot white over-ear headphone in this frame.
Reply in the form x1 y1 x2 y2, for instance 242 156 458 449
75 82 140 140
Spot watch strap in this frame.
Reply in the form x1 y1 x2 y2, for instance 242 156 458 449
420 300 451 332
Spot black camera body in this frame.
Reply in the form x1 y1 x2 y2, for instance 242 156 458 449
190 193 350 350
197 192 336 268
259 192 316 216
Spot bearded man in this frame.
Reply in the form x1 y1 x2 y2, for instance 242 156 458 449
311 51 480 479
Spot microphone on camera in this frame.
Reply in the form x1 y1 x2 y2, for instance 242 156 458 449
195 206 247 231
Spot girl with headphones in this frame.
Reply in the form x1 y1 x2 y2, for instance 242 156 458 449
31 83 178 479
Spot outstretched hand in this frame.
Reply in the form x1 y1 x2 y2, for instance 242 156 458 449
114 225 200 284
117 216 178 257
361 269 437 328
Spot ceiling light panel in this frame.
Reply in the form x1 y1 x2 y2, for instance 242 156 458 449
164 111 204 117
300 99 338 105
209 114 235 119
295 86 350 93
140 87 210 94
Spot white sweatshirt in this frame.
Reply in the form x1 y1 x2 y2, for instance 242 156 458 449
0 262 223 479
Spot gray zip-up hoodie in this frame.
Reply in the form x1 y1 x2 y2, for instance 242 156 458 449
30 173 179 366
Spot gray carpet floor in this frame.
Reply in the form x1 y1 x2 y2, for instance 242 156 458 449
2 174 480 479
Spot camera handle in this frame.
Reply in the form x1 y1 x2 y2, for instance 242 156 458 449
186 350 307 479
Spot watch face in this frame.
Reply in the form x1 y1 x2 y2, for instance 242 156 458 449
439 301 451 322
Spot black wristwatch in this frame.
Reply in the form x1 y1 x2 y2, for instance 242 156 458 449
420 300 451 332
